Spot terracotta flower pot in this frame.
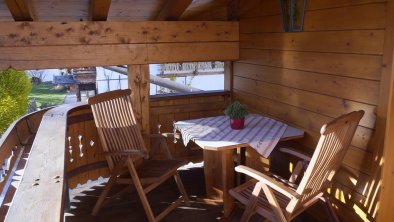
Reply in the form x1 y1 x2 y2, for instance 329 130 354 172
230 118 245 130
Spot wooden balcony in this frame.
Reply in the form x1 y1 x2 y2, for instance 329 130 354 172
0 91 235 221
0 0 394 221
0 89 380 222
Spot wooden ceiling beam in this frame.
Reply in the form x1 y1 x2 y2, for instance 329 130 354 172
0 21 238 47
5 0 33 21
0 21 239 70
90 0 112 21
156 0 193 21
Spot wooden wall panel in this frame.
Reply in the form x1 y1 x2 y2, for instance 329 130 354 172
239 49 382 80
233 65 377 128
240 30 384 54
303 3 386 31
240 3 386 33
307 0 386 10
233 69 380 105
235 1 385 221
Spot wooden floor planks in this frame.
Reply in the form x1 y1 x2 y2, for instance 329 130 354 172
65 164 333 222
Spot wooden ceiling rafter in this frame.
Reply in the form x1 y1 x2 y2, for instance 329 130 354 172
4 0 33 21
226 0 240 21
90 0 112 21
156 0 193 21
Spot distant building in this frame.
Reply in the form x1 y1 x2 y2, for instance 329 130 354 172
53 67 97 101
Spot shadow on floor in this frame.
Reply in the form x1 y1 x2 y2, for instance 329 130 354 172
65 165 330 222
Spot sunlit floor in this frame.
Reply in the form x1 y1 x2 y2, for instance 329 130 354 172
64 163 330 222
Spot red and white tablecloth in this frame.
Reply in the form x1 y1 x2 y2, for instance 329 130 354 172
174 114 288 157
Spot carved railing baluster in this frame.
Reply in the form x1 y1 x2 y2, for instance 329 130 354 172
78 135 84 157
157 123 162 134
172 121 177 144
67 136 74 163
0 146 18 184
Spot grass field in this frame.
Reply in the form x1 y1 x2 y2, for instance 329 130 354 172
29 82 67 109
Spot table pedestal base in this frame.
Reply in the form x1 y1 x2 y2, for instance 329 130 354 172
203 149 234 218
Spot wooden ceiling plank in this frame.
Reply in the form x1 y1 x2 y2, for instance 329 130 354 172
90 0 112 21
5 0 33 21
226 0 240 20
156 0 193 21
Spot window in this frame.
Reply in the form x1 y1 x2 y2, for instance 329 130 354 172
149 62 225 95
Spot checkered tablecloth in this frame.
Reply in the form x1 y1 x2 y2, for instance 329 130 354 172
174 114 288 157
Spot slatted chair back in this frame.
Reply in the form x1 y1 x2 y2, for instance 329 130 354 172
88 89 147 170
287 110 364 215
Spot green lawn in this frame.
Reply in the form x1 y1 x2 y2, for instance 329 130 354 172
29 82 67 109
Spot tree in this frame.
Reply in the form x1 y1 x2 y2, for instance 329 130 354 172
0 69 32 135
27 70 47 84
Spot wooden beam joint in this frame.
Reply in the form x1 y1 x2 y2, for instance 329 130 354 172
5 0 33 21
90 0 112 21
156 0 192 21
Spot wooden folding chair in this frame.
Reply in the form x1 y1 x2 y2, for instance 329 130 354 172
88 89 189 222
230 110 364 222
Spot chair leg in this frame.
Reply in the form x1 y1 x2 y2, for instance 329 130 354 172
322 196 340 222
260 183 287 222
92 159 126 216
127 159 156 222
174 172 190 206
241 182 263 222
91 173 118 216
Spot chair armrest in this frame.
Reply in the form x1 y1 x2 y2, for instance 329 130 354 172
279 147 311 162
104 150 148 158
235 165 301 199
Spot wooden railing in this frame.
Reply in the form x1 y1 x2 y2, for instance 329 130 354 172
2 102 108 221
2 90 230 221
66 104 109 188
0 108 47 220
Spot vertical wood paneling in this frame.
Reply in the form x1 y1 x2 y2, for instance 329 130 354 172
235 1 386 221
376 0 394 221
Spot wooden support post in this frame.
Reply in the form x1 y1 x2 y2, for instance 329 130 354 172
128 65 150 149
377 0 394 221
224 61 233 92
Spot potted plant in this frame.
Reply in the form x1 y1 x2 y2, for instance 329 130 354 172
224 101 248 130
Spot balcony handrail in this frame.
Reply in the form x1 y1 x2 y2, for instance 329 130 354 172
4 102 86 222
0 108 48 220
150 89 230 101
